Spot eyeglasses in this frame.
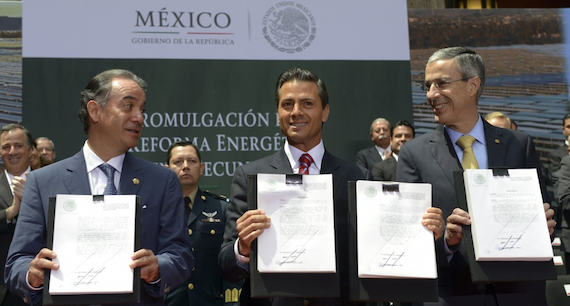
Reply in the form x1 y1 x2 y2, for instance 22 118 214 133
420 77 472 92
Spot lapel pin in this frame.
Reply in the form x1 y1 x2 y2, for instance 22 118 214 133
495 139 500 144
133 178 140 185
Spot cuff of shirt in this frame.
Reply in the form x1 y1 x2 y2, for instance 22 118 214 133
444 240 460 262
234 239 250 270
25 270 43 291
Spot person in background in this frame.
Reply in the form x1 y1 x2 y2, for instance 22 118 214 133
35 137 56 165
356 118 392 171
484 111 512 129
29 141 41 171
165 140 241 306
0 124 33 306
547 114 570 188
371 120 415 181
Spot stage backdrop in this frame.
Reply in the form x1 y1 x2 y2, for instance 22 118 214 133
22 0 412 195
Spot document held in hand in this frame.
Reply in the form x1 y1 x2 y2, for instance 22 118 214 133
356 180 436 279
463 169 553 261
256 173 336 273
49 194 137 295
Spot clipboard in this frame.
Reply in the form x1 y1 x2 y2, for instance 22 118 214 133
43 195 142 305
453 170 557 283
347 181 439 302
247 174 341 298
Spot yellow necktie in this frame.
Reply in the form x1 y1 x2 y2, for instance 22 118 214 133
456 135 479 169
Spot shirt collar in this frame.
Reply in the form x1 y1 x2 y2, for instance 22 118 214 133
284 139 325 172
82 140 125 174
446 115 486 147
4 168 30 194
187 188 199 209
375 144 391 153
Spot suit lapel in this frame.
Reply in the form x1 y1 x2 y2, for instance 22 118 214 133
119 152 143 195
0 172 13 208
483 120 507 167
62 151 91 194
429 125 462 187
369 147 382 163
189 188 206 226
270 149 295 173
321 151 342 190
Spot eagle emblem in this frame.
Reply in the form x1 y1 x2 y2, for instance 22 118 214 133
202 211 220 223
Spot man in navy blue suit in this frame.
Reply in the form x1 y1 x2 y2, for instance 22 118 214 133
4 69 193 305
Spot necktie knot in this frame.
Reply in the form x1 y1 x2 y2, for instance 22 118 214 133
298 153 314 175
456 135 479 169
98 164 118 195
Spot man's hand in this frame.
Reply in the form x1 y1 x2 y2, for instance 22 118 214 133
12 175 26 201
236 209 271 257
421 207 444 240
130 249 160 283
445 208 471 246
6 176 26 221
28 248 58 288
544 203 556 236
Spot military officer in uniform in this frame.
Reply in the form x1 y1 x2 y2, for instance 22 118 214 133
165 140 242 306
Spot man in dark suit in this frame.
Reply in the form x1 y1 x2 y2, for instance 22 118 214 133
356 118 391 171
164 141 241 306
555 155 570 274
547 114 570 189
397 47 555 306
4 69 194 305
371 120 414 181
0 124 33 306
219 67 444 306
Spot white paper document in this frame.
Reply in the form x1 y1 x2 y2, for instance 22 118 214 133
463 169 553 261
256 173 336 273
356 181 436 279
49 194 137 295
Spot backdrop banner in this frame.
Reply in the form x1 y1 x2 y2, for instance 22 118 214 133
23 0 412 194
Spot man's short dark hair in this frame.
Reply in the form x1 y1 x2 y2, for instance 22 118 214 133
274 67 328 109
78 69 147 135
391 120 415 138
563 114 570 126
166 141 201 164
0 123 34 149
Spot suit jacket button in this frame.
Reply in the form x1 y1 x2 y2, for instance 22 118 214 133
210 229 216 235
188 283 195 290
188 229 193 235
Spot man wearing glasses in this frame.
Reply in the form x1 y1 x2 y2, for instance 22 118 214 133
397 47 555 305
35 137 56 165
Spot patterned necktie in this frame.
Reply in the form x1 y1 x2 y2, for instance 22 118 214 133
456 135 479 170
298 153 314 175
98 164 118 195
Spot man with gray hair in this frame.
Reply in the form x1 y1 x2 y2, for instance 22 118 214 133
397 47 555 305
35 137 56 165
356 117 392 171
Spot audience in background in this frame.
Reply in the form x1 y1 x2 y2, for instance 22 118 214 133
371 120 415 181
356 118 392 171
